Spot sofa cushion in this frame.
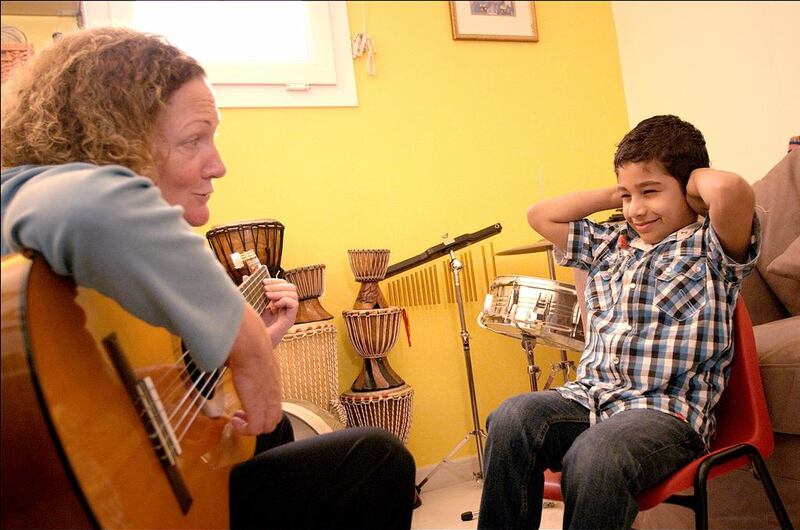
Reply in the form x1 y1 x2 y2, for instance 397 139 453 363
754 316 800 435
767 236 800 280
741 269 790 326
751 149 800 316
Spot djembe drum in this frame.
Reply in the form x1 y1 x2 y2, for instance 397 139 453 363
342 307 405 391
274 321 346 424
340 385 414 443
348 249 390 309
340 307 414 443
206 219 285 284
283 264 333 324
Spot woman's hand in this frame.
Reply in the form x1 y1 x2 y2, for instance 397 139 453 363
227 306 283 436
260 278 299 346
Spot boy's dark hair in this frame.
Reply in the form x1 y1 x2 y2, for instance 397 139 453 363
614 115 710 190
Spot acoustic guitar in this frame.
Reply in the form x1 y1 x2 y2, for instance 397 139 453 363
1 250 269 529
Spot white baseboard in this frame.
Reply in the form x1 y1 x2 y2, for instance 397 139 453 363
415 454 481 493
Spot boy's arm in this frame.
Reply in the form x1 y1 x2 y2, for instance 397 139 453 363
526 186 621 250
686 169 755 263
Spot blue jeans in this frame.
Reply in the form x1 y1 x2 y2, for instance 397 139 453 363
478 391 704 530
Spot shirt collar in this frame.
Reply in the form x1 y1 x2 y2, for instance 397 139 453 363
626 220 703 251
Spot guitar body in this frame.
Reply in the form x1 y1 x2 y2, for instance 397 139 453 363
1 254 255 529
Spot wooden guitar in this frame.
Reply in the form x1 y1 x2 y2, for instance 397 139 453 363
1 251 269 529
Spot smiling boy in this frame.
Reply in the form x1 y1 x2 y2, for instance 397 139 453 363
477 115 760 530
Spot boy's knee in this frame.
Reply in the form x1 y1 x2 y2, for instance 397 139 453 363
488 394 539 432
563 436 637 488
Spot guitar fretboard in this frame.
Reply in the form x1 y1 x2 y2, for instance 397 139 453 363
239 265 269 314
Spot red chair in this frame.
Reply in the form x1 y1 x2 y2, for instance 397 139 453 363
543 298 794 529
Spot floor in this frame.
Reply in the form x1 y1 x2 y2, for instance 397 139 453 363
411 477 565 529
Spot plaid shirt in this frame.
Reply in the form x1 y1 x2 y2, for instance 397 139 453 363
557 215 760 447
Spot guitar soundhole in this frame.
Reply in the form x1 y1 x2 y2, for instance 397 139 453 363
182 340 219 400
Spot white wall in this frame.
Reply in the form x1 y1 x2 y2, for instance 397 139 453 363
612 1 799 182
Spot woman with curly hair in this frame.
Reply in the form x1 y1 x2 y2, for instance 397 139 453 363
1 27 414 529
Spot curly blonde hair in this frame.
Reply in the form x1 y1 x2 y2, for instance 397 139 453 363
1 27 205 179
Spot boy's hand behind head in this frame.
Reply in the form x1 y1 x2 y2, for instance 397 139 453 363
686 169 711 216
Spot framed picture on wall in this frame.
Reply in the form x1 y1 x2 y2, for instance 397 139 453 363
449 1 538 42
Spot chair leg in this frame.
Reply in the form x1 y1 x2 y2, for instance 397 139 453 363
749 450 795 530
692 475 709 530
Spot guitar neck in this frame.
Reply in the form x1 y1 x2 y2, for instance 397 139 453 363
239 265 269 312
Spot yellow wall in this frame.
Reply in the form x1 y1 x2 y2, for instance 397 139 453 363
211 1 628 467
1 15 78 51
612 1 800 183
2 2 629 468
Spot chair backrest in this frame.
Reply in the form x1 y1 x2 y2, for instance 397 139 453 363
707 298 775 457
571 266 775 456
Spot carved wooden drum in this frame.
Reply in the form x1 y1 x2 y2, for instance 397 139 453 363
342 307 405 391
274 321 346 425
340 384 414 444
348 249 390 309
348 249 390 281
206 219 285 284
283 264 333 323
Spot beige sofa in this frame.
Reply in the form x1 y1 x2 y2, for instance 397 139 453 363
634 148 800 529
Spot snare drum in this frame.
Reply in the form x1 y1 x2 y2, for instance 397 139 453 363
206 219 285 284
478 275 585 351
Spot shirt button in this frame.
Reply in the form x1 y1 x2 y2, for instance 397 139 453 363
612 355 620 364
626 283 635 290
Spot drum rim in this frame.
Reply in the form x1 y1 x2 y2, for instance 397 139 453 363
282 399 343 433
478 319 586 352
284 264 326 275
340 383 413 400
207 219 285 232
282 321 337 341
342 306 403 317
490 275 578 293
347 248 390 254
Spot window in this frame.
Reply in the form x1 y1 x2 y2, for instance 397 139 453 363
81 1 357 107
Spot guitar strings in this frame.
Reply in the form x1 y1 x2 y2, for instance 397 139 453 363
148 265 270 443
152 263 268 403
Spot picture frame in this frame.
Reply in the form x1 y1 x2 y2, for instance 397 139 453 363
449 1 538 42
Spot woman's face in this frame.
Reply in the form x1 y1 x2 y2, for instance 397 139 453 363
154 76 226 227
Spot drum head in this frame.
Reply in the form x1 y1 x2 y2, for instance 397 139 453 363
282 400 344 440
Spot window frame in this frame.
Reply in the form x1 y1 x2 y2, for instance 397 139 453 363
80 0 358 108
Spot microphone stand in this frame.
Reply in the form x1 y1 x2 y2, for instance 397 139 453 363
416 247 486 494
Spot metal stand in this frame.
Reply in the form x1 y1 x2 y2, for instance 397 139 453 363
416 249 486 494
458 245 576 522
516 249 574 392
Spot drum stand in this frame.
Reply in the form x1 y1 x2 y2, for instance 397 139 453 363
521 333 574 392
519 249 574 392
416 249 486 495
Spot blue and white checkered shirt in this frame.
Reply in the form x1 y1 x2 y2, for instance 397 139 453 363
557 215 760 447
